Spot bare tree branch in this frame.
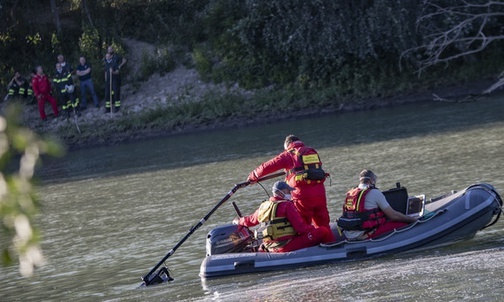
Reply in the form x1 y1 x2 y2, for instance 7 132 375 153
483 71 504 94
400 0 504 76
82 0 95 29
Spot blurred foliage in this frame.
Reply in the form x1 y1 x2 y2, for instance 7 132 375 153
0 104 63 276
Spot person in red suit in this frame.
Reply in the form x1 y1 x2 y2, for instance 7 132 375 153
233 181 333 252
31 66 59 120
247 134 335 242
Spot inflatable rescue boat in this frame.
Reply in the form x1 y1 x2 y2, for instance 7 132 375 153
200 183 502 278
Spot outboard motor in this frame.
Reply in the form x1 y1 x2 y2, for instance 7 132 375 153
206 224 253 256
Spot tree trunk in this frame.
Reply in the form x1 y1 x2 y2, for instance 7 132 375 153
50 0 62 35
9 0 20 23
82 0 95 29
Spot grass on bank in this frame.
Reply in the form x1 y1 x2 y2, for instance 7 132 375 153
41 50 504 149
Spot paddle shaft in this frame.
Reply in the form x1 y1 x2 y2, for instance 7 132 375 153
109 69 113 115
142 171 285 282
232 201 242 217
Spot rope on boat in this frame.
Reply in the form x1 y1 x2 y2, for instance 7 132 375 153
475 184 503 230
482 200 503 230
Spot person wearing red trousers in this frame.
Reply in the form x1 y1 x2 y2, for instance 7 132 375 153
247 134 335 242
31 66 59 121
233 181 333 252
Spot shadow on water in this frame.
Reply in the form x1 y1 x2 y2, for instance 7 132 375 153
36 95 504 184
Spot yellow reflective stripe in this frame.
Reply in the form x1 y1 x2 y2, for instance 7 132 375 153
295 173 307 181
355 188 368 210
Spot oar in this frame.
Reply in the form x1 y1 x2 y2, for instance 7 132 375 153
140 171 285 287
109 68 113 116
232 201 242 217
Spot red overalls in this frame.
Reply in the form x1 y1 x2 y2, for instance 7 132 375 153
32 74 59 120
248 140 335 241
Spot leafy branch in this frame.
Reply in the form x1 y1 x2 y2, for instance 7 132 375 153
0 104 63 276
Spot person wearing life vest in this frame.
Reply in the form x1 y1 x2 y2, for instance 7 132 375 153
233 181 333 252
31 66 59 121
53 62 80 118
338 170 417 240
247 135 335 242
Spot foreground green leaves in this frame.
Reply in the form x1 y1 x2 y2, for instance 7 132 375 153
0 104 63 276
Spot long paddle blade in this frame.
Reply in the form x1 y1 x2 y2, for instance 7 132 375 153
140 171 285 287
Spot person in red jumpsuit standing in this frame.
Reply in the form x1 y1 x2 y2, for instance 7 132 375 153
31 66 59 120
247 134 335 242
233 181 333 252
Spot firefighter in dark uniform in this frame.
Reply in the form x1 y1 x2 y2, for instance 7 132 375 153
104 46 126 113
53 62 80 117
6 72 32 101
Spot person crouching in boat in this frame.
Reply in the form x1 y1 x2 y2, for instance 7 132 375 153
233 181 334 252
337 169 418 241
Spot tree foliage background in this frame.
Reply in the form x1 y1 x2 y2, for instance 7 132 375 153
1 0 503 97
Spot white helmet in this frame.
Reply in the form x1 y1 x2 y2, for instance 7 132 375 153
65 85 75 93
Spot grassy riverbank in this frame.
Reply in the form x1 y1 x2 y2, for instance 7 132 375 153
14 68 499 151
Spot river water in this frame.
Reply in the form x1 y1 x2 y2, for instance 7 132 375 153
1 95 504 301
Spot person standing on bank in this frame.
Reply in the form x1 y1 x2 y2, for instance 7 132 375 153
31 66 59 120
233 181 333 252
247 134 335 242
57 54 73 74
337 169 418 240
53 62 80 118
76 56 99 110
104 46 126 113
